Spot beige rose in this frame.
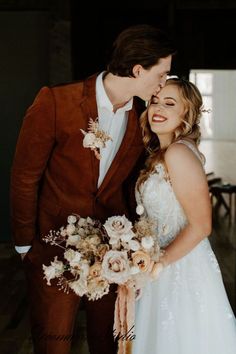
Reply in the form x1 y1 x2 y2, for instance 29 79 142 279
101 250 130 284
104 215 133 237
132 250 151 272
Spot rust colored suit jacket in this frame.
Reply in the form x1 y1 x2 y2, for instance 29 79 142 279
10 74 145 256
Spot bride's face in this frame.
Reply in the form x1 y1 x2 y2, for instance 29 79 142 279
148 84 186 136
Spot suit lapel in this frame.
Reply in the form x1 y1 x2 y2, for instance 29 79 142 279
79 75 142 196
80 75 99 192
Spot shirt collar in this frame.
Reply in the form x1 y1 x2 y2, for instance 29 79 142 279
96 71 133 113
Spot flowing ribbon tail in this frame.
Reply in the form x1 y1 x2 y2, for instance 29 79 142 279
113 285 135 354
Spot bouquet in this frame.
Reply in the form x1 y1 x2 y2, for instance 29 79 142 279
42 214 162 353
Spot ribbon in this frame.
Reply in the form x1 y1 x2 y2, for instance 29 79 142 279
113 284 135 354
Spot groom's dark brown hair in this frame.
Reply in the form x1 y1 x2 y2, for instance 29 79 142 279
107 24 176 77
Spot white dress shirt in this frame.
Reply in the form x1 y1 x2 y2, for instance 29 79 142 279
96 71 133 187
15 71 133 254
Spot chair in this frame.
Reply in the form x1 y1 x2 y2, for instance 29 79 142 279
210 183 236 223
208 177 222 187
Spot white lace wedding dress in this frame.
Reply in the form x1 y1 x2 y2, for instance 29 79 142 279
133 140 236 354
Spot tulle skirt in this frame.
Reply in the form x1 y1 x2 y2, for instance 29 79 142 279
132 239 236 354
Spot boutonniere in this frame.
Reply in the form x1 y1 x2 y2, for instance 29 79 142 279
80 118 113 160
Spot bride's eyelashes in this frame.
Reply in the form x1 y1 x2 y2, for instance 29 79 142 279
150 95 176 106
150 99 176 108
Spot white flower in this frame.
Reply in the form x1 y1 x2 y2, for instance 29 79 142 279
67 215 77 224
42 256 64 285
109 236 120 248
60 228 67 237
86 216 94 225
101 250 130 284
66 224 76 235
69 278 88 297
141 236 154 250
128 240 140 251
64 249 82 266
80 260 90 278
104 215 133 238
66 234 80 247
120 231 135 242
43 265 57 285
136 204 145 216
77 227 86 237
77 218 87 227
87 278 110 301
82 132 96 148
80 118 112 160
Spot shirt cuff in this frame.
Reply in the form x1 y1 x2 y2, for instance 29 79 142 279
15 245 32 254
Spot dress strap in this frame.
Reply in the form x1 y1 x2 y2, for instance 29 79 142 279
174 140 204 164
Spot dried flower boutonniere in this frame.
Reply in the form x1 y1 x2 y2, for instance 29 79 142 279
80 118 113 160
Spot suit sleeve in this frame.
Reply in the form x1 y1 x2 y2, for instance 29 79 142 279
10 86 56 246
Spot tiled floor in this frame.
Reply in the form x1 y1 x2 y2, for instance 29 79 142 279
0 139 235 354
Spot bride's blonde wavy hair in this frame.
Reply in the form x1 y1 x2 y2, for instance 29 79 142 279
137 77 205 190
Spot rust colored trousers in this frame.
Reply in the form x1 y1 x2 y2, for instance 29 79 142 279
23 248 117 354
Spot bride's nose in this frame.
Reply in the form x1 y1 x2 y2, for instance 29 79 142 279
156 102 164 111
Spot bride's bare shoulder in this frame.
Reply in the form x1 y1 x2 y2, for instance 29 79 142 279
164 140 203 175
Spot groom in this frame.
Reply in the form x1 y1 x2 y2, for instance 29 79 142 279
10 24 175 354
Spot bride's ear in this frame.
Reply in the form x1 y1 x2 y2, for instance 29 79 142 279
133 64 143 78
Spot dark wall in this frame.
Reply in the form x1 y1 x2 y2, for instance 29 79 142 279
173 8 236 72
0 1 71 242
0 11 49 242
71 5 172 80
71 3 236 80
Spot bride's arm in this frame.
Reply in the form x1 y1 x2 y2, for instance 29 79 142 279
159 143 212 267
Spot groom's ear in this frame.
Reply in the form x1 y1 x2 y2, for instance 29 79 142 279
133 64 143 78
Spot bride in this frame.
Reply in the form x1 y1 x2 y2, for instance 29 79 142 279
132 77 236 354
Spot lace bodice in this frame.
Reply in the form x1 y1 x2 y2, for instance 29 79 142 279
135 140 203 248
